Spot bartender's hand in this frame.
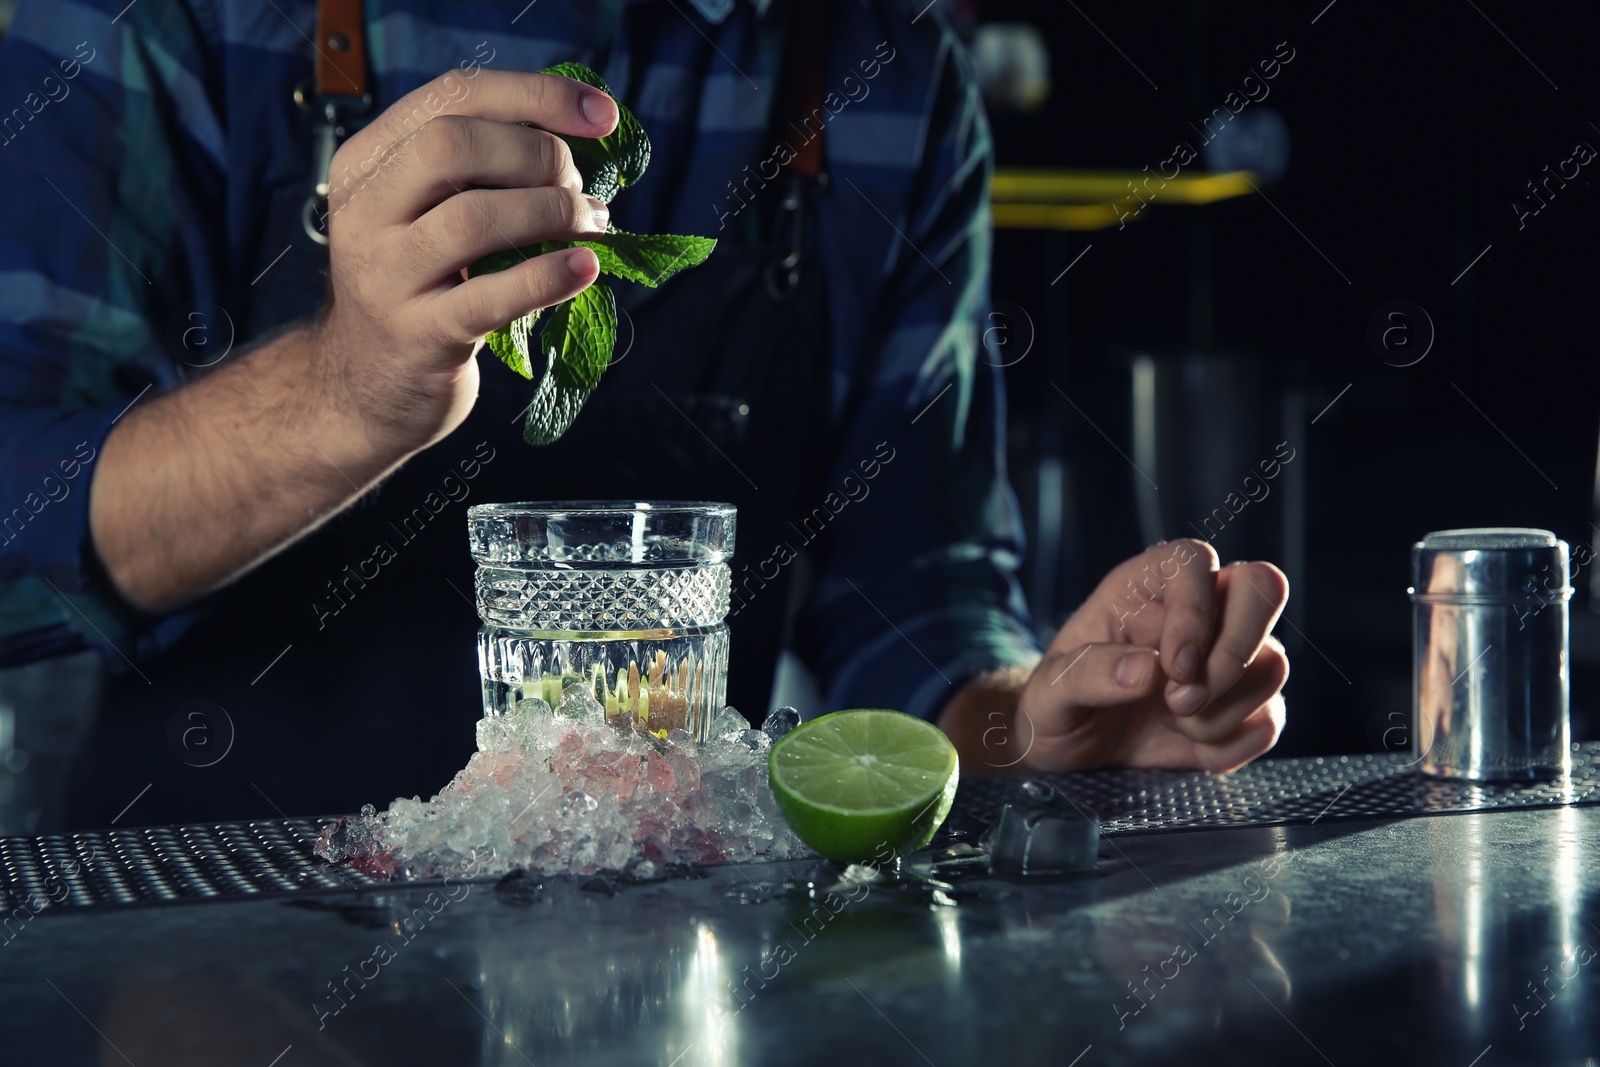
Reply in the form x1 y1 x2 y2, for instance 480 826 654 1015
939 540 1290 774
317 69 615 452
92 70 616 611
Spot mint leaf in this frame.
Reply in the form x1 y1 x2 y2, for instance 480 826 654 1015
541 61 609 92
468 244 561 378
466 241 614 392
538 62 650 202
485 315 538 379
541 282 615 391
519 284 615 443
608 106 650 188
522 370 594 446
578 230 716 288
563 138 622 203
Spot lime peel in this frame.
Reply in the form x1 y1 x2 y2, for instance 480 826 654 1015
768 708 959 863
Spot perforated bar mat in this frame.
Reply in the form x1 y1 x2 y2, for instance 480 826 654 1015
0 818 383 914
6 745 1598 912
933 744 1600 843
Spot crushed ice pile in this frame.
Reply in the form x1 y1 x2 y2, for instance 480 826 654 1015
315 695 804 880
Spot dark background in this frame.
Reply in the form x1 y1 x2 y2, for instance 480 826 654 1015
977 0 1600 757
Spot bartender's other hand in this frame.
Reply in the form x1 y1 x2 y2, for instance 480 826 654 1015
1016 540 1289 773
314 69 617 454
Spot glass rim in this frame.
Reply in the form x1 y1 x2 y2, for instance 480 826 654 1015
467 501 736 519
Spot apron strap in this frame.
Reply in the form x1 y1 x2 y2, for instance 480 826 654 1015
313 0 370 99
296 0 373 243
761 0 832 300
774 0 830 179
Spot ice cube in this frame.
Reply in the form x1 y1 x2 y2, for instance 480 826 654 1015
839 863 881 889
326 700 804 881
986 782 1099 878
926 842 989 879
514 695 553 719
624 857 662 882
560 789 599 818
709 706 750 739
556 685 606 726
1019 779 1054 802
760 705 801 742
476 715 516 755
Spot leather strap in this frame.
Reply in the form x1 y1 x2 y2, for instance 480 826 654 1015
776 0 830 177
313 0 368 98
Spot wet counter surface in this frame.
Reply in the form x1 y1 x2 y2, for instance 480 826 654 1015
3 804 1596 1066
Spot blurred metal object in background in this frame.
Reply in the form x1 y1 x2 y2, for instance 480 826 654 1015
970 23 1051 113
1201 107 1291 185
1126 351 1307 683
1590 422 1600 609
1411 528 1572 781
0 652 99 835
1129 350 1306 603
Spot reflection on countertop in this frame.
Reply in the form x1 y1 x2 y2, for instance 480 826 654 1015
2 807 1597 1065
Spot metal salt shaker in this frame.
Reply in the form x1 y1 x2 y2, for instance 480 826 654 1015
1410 528 1572 780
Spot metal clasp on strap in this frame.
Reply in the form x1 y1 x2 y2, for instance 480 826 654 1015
295 79 372 245
764 172 827 301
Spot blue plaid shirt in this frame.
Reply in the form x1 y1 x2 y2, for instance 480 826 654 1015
0 0 1039 722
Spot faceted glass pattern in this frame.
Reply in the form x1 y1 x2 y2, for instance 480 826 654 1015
478 625 730 740
474 564 730 631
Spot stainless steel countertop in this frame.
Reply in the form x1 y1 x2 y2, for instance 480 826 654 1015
2 804 1595 1065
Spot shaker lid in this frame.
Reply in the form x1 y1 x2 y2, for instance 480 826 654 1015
1410 527 1570 602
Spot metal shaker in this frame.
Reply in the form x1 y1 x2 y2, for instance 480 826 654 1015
1410 528 1571 780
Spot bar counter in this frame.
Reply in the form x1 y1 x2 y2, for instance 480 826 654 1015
3 749 1597 1066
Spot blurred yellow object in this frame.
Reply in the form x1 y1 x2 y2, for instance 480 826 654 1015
990 168 1258 231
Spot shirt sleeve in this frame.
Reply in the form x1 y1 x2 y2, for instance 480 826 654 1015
794 20 1042 723
0 0 222 667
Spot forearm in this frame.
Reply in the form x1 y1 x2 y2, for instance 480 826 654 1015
87 321 416 612
936 666 1030 777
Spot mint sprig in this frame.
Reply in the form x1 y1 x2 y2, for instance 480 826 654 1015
542 279 614 391
576 229 716 288
468 63 714 444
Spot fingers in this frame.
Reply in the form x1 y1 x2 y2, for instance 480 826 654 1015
405 186 609 281
369 69 616 150
1079 537 1216 647
1167 641 1288 743
374 117 586 220
1014 644 1164 772
1014 637 1289 775
1192 695 1286 773
1030 644 1164 713
1149 538 1219 696
1198 563 1289 708
431 246 600 344
328 69 613 224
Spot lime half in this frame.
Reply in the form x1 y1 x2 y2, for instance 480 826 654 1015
768 709 959 864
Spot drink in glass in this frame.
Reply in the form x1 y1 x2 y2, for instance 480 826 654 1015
469 502 735 741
